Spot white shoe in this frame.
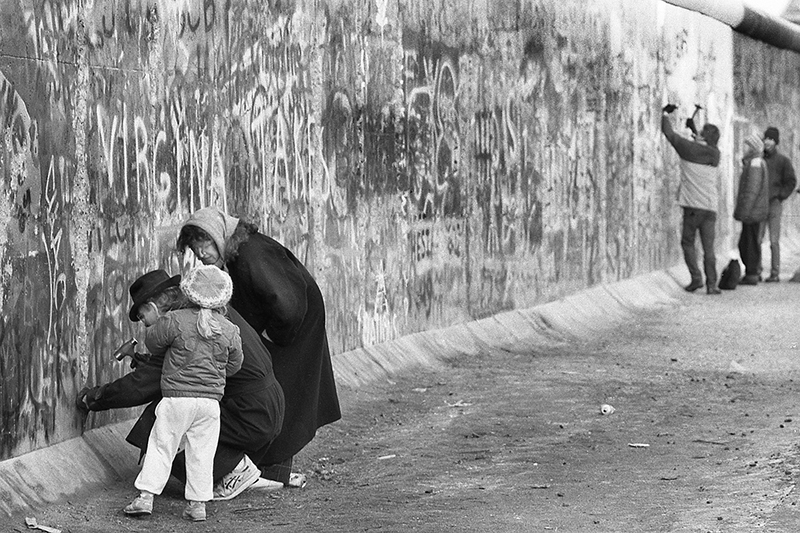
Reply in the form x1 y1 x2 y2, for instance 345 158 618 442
123 493 153 516
182 500 206 521
212 455 261 501
248 477 285 491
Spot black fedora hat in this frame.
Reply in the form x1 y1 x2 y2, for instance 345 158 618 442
129 270 181 321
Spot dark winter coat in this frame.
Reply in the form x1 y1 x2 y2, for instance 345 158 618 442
734 155 769 224
223 222 342 464
763 149 797 202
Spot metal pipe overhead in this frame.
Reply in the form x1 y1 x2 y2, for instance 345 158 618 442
663 0 800 53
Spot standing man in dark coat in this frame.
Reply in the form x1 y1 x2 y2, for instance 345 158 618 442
759 126 796 282
177 207 342 485
660 104 723 295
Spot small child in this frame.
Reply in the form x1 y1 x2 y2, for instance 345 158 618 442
124 265 243 521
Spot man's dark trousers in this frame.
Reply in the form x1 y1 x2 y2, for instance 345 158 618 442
681 207 717 288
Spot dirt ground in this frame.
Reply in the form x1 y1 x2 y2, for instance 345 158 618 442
3 279 800 532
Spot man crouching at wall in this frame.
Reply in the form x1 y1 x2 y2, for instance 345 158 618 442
660 104 722 295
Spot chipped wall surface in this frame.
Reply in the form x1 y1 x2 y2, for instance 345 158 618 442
0 0 791 458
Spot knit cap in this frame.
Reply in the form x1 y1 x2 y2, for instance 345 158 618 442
764 126 780 144
180 265 233 338
744 132 764 155
181 264 233 309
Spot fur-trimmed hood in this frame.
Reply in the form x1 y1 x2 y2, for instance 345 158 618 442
223 220 257 262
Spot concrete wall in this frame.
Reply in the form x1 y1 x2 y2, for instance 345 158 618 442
0 0 792 461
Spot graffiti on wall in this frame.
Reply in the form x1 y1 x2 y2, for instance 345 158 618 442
0 0 751 459
0 66 79 456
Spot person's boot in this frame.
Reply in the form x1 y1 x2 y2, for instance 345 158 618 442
684 280 703 292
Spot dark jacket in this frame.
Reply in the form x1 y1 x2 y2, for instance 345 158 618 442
734 155 769 224
83 307 284 474
660 116 720 167
225 222 341 465
763 149 797 202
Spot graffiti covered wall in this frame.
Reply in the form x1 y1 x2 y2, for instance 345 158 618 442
0 0 769 459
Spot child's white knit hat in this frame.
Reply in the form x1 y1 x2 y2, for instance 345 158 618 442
744 132 764 154
180 264 233 309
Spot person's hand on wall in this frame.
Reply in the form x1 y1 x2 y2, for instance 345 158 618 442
76 387 91 414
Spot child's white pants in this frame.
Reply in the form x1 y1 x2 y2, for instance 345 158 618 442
135 397 220 502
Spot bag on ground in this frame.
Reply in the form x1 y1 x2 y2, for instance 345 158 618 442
718 259 741 290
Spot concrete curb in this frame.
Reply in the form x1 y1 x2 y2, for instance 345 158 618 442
0 264 694 517
334 266 688 388
0 421 139 517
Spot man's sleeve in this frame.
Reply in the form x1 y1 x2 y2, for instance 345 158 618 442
83 355 164 411
661 114 719 165
661 114 693 159
779 158 797 200
661 113 676 141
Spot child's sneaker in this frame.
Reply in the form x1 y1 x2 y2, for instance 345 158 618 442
182 501 206 522
123 493 153 516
